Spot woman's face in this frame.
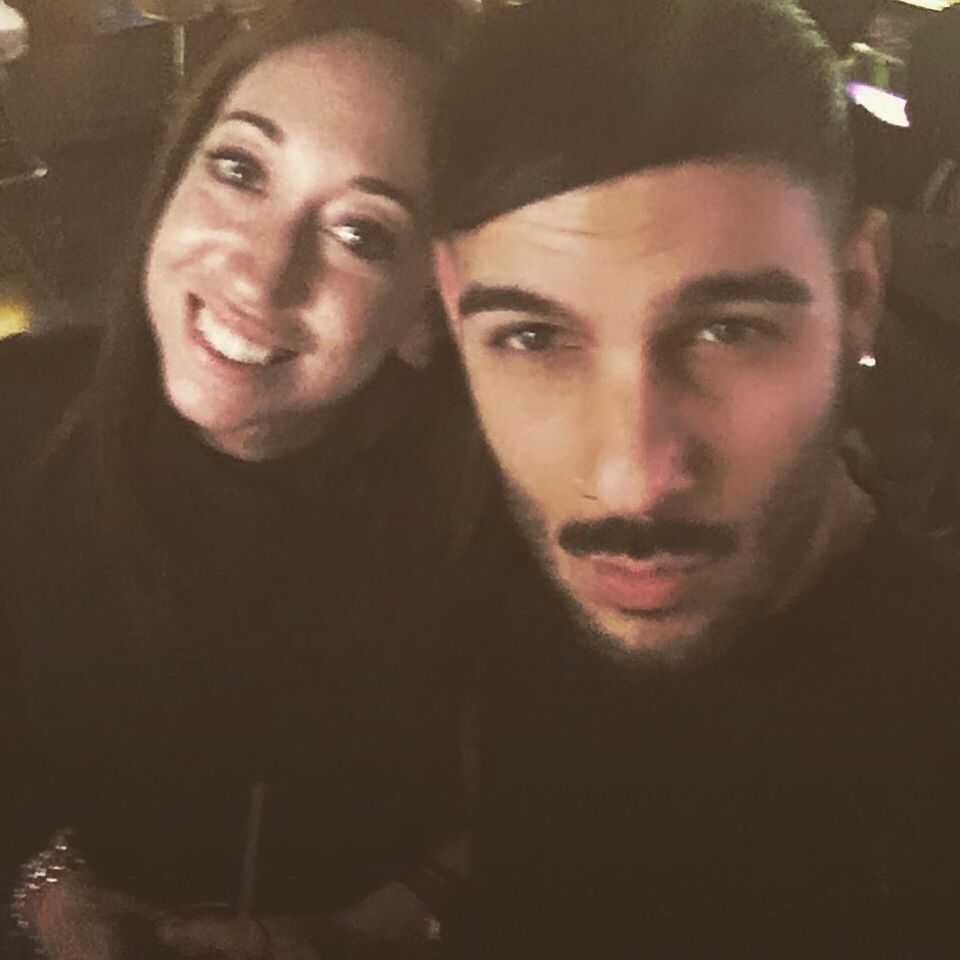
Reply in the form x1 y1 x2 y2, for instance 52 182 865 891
144 33 436 459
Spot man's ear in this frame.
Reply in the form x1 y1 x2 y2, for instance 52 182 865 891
433 242 463 344
841 207 890 358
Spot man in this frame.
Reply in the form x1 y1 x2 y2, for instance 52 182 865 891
433 0 960 955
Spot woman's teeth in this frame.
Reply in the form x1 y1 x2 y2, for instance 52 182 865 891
195 304 279 366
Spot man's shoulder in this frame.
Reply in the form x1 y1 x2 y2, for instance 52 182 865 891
866 524 960 607
849 524 960 707
845 524 960 645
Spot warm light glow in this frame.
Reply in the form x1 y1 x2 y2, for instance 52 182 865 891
895 0 958 10
847 83 911 128
0 0 28 61
0 302 31 338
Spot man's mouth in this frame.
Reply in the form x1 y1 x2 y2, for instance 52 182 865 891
188 294 298 368
579 552 712 614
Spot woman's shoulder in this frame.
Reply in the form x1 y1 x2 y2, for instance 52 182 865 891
0 327 99 455
0 326 99 388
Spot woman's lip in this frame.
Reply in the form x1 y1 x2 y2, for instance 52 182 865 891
188 293 300 356
581 554 710 613
185 298 291 373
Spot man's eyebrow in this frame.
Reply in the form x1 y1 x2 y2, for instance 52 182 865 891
351 176 420 219
457 284 570 320
220 110 284 144
675 268 814 308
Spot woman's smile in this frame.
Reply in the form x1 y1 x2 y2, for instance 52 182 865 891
187 293 299 368
144 33 435 459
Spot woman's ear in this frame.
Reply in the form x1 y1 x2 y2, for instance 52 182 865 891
433 242 462 344
396 314 434 370
842 207 890 359
394 260 438 370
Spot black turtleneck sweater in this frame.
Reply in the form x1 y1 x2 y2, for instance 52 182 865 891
0 329 491 920
459 522 960 958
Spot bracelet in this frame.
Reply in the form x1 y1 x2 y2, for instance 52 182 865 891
9 828 87 956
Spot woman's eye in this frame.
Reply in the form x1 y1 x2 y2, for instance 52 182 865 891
489 323 569 354
329 220 397 263
205 148 265 194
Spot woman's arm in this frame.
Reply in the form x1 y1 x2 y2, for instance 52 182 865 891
152 835 470 960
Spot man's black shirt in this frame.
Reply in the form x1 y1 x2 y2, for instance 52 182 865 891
462 524 960 958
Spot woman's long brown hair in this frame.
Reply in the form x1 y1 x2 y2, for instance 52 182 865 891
39 0 470 623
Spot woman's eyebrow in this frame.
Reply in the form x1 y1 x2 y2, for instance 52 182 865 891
351 176 420 219
220 110 284 144
209 121 420 219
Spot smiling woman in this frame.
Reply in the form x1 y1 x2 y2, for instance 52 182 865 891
0 1 487 958
144 28 440 461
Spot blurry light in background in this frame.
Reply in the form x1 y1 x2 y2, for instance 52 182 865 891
896 0 959 11
0 236 41 338
847 81 911 127
0 1 27 62
0 294 32 337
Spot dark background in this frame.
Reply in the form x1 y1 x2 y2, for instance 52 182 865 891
2 2 237 329
0 0 954 331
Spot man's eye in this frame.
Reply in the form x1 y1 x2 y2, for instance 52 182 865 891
205 149 265 194
330 220 397 263
695 317 776 347
488 323 567 353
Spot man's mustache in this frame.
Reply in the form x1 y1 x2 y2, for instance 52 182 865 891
558 516 737 561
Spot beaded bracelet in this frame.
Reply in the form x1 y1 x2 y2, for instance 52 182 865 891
9 828 87 957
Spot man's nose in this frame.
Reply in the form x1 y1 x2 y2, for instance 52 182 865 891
586 356 699 513
220 211 320 315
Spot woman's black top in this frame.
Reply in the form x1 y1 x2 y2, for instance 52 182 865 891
0 328 489 919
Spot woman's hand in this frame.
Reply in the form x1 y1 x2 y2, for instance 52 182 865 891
34 871 171 960
158 914 314 960
156 884 443 960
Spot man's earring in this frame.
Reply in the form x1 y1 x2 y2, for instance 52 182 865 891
858 353 877 369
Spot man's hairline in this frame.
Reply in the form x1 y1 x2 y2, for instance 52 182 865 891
435 153 857 250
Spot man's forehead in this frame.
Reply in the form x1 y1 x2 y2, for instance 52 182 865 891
443 161 835 296
456 161 820 241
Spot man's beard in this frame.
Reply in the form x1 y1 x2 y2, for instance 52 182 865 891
498 355 856 667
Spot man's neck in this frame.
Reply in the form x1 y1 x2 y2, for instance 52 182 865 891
762 466 876 623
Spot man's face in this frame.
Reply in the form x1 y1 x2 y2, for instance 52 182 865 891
437 161 882 661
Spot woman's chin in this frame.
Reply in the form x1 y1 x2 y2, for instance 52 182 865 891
165 383 335 460
157 346 388 458
162 377 260 447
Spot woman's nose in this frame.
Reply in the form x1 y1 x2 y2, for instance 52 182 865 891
221 211 320 315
